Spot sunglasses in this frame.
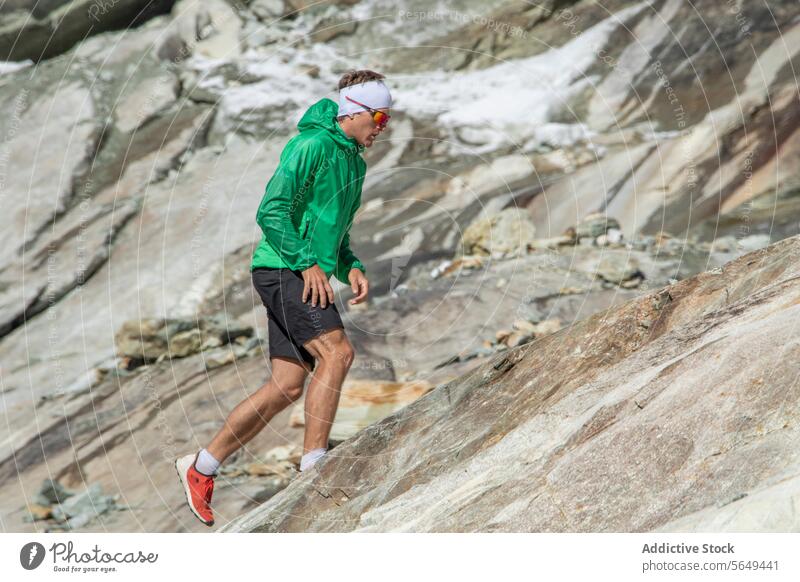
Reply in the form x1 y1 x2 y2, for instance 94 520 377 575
345 96 391 127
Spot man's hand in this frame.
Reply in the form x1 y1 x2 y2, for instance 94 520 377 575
301 264 335 308
348 268 369 305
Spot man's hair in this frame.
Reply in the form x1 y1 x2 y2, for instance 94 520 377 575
337 69 385 90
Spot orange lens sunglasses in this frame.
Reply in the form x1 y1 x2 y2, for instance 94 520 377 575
345 96 391 127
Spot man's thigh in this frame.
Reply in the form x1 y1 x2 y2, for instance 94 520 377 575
269 355 312 385
268 315 316 371
254 268 344 346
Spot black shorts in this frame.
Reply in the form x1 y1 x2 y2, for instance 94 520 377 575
251 267 344 371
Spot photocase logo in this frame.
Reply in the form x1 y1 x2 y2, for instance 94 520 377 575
390 253 412 294
389 228 423 295
20 542 46 570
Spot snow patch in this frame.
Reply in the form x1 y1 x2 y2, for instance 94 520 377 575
391 2 648 154
0 60 33 75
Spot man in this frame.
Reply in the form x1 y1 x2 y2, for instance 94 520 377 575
175 70 392 527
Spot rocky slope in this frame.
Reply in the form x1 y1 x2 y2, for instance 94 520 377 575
1 220 747 532
1 0 799 532
224 235 800 532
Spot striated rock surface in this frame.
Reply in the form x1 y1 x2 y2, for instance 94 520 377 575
223 236 800 532
0 0 177 61
2 0 800 533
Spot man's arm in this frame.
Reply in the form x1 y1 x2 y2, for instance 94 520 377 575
334 230 365 284
255 140 322 271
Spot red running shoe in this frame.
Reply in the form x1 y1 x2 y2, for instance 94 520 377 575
175 453 215 526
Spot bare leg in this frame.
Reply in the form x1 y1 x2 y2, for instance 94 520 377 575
302 328 354 453
204 356 311 463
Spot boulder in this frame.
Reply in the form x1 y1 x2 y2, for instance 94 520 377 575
596 253 643 285
50 483 117 528
290 379 434 441
575 212 622 240
461 208 537 259
159 0 242 60
24 504 53 522
250 0 285 20
114 316 253 363
34 478 74 506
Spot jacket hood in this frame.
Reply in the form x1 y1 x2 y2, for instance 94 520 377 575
297 97 364 154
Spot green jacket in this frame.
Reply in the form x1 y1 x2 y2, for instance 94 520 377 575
251 97 367 282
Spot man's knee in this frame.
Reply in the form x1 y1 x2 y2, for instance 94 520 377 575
305 329 354 368
258 380 303 405
282 383 304 402
267 357 310 401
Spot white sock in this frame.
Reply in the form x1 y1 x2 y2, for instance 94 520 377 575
195 448 220 476
300 448 327 472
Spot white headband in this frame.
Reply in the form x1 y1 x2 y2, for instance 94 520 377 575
337 80 392 117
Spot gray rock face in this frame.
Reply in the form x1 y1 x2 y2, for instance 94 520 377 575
223 236 800 532
2 0 800 534
0 0 177 61
159 0 243 61
3 0 797 411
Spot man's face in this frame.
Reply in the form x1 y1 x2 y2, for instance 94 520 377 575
347 108 390 147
